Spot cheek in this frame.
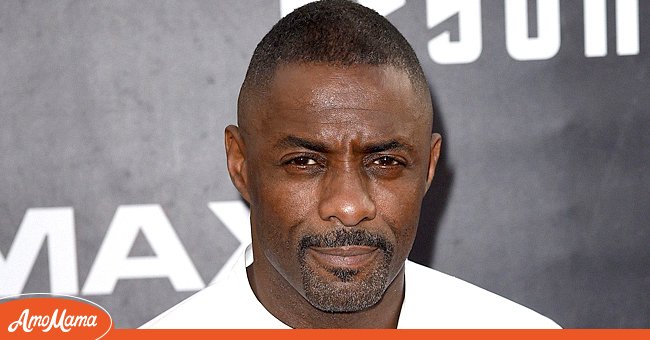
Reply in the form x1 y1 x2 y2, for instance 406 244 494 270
257 177 316 228
249 161 312 220
249 165 319 260
372 182 423 283
373 179 425 249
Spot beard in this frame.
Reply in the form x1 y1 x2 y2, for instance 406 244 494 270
298 229 394 313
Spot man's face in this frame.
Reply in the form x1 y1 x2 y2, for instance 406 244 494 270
228 63 440 313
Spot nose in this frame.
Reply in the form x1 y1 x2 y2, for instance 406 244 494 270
318 165 377 226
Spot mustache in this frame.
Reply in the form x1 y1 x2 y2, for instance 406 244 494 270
299 229 393 254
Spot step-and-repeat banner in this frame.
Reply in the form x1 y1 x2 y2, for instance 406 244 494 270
1 0 648 328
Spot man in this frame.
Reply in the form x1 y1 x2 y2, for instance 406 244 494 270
143 0 559 328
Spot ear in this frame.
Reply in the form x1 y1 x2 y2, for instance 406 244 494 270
425 133 442 192
224 125 251 203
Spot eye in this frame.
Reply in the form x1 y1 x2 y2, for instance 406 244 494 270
372 156 402 167
282 155 325 175
287 156 318 166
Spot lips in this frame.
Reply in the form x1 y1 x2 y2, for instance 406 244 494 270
307 245 379 268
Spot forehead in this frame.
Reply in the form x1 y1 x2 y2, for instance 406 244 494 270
249 63 430 147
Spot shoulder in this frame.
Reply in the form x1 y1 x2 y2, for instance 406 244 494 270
140 267 288 329
399 261 561 329
140 278 243 328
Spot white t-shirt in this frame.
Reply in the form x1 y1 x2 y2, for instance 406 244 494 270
142 245 560 329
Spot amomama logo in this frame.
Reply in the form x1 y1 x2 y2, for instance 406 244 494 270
0 293 112 339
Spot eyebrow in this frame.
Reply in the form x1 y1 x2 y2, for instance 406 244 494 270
275 135 414 154
361 140 413 154
275 135 330 153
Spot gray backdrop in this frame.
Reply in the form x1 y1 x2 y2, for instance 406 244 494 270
1 0 648 328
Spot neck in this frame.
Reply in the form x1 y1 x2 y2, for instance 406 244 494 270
247 247 405 328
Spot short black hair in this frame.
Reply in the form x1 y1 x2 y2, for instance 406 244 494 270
238 0 429 116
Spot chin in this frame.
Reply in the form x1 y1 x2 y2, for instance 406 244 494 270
301 262 391 313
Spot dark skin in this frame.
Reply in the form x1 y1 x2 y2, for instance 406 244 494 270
225 63 441 328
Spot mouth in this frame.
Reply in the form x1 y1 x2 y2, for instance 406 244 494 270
307 245 380 269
